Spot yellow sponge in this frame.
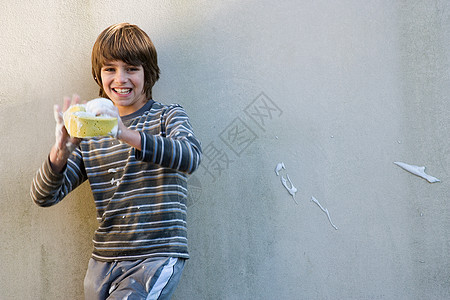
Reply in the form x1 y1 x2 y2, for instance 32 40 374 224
63 101 118 138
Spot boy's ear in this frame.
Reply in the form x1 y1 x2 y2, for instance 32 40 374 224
94 76 102 86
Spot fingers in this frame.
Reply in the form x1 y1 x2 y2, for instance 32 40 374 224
103 107 120 118
62 94 81 112
62 96 71 112
56 94 81 150
53 104 63 124
71 94 81 106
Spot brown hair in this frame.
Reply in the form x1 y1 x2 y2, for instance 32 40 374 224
91 23 160 99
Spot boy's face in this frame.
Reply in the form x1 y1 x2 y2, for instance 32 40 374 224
100 60 147 116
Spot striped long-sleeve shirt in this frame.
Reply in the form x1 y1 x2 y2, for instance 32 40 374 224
31 100 202 262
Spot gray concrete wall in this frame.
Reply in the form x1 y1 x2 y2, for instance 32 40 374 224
1 1 448 299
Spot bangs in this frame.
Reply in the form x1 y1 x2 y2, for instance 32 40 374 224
98 26 148 66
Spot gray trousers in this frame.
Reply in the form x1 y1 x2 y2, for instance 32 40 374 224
84 257 185 300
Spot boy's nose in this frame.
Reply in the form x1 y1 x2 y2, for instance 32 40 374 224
114 70 128 83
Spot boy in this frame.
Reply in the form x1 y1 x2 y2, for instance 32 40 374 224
31 23 202 299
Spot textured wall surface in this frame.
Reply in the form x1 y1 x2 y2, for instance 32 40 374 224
1 1 449 299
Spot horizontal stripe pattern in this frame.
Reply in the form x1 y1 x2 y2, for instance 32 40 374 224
31 101 202 261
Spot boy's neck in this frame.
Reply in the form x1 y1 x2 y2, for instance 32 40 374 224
120 99 154 121
117 99 148 117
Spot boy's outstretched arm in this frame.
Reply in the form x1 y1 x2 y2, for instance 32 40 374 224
31 95 86 207
116 119 142 151
76 102 202 174
134 105 202 174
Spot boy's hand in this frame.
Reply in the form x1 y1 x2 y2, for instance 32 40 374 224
85 103 124 140
49 95 82 173
97 105 142 150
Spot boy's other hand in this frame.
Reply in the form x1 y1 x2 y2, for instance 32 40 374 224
88 103 124 140
49 94 82 173
109 107 141 150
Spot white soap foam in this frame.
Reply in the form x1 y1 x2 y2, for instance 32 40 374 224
85 98 116 117
72 111 95 118
393 161 440 183
311 196 338 230
108 124 119 137
275 162 286 176
281 174 298 204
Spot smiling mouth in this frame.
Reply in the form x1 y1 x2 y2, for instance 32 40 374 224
113 88 132 95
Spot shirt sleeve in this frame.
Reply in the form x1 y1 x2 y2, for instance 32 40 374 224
134 105 202 174
30 148 87 207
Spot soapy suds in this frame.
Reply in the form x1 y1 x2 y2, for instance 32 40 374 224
311 196 338 230
65 141 76 153
72 111 96 118
394 161 440 183
66 98 116 118
108 167 122 173
281 174 298 204
108 124 119 138
54 107 64 146
85 98 116 117
275 162 298 204
110 178 121 186
66 98 117 119
75 119 84 130
275 162 286 176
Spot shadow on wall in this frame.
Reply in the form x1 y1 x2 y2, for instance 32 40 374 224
155 3 295 299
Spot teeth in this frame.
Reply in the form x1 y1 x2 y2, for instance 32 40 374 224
114 88 131 94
